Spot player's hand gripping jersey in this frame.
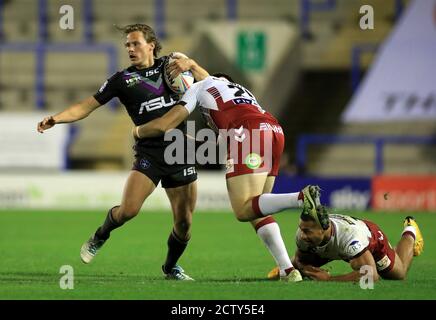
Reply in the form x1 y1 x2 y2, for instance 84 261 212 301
179 76 284 178
179 76 279 131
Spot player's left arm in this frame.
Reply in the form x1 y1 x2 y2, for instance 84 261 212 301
133 105 189 139
133 81 202 139
304 250 379 282
167 55 209 81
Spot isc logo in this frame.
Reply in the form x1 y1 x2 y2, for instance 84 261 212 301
183 167 196 176
139 96 177 114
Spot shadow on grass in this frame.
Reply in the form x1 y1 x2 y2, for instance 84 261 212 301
0 271 274 284
198 278 272 283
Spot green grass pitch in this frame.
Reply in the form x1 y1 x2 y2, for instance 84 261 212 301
0 209 435 300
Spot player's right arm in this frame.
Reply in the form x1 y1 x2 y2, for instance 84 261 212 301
292 249 308 271
292 249 331 273
304 250 380 282
38 72 120 133
37 96 101 133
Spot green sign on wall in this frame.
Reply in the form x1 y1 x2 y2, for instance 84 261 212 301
237 31 266 71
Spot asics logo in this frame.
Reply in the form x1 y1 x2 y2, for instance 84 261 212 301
139 96 177 113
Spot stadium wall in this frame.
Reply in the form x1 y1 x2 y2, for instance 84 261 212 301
0 171 231 211
273 174 436 211
2 171 436 211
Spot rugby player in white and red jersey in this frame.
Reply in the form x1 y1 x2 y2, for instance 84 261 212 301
269 206 424 281
133 73 323 282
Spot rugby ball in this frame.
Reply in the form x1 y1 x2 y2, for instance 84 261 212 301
164 52 195 94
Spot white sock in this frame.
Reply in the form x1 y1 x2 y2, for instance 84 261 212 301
256 220 294 276
254 193 302 216
402 226 416 241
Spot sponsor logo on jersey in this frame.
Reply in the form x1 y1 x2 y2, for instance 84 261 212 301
125 68 160 81
125 75 142 87
346 240 363 256
183 167 196 176
139 96 178 114
123 70 164 94
98 80 108 93
226 159 235 174
233 98 254 105
234 125 246 142
139 158 151 170
259 122 283 134
245 153 262 170
376 254 392 271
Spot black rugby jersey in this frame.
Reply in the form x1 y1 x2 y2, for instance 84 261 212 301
93 56 185 149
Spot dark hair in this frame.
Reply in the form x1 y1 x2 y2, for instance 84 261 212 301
212 72 235 83
300 205 330 230
116 24 162 57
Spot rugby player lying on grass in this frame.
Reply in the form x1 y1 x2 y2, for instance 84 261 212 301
268 206 424 282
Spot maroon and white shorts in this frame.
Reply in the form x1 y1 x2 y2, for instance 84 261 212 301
225 118 284 179
364 220 397 274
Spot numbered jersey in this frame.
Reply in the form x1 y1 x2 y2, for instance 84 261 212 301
179 76 278 131
296 214 372 261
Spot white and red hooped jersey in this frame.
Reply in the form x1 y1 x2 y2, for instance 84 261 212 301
179 76 279 131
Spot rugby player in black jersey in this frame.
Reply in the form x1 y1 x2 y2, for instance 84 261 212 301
37 24 209 280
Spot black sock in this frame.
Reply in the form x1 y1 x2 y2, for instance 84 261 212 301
162 230 189 274
94 206 124 241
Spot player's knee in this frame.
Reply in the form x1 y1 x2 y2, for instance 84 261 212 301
396 270 407 280
235 215 249 222
234 208 251 222
174 218 192 239
236 200 256 222
174 208 193 229
117 206 141 222
176 218 191 230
